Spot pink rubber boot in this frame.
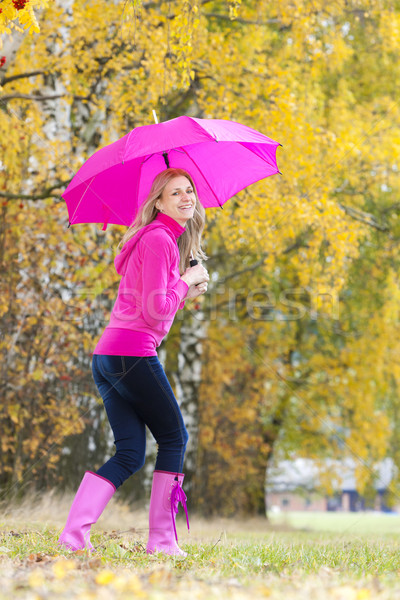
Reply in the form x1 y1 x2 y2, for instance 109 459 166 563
58 471 116 551
146 470 190 557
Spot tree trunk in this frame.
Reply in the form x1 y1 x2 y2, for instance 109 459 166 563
173 307 207 502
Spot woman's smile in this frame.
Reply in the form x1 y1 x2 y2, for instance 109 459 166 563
157 175 197 225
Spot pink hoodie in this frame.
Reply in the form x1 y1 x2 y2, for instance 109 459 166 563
92 212 189 356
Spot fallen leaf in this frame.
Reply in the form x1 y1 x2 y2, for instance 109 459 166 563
256 586 271 597
119 542 130 549
125 574 146 595
357 591 371 600
28 569 46 587
95 569 116 585
148 568 172 585
87 557 102 569
52 558 77 579
28 553 45 562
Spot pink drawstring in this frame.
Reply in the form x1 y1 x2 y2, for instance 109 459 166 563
170 480 190 542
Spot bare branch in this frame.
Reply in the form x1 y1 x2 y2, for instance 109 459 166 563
380 202 400 215
1 70 46 86
142 0 212 8
338 203 389 232
216 238 308 286
0 181 71 202
217 254 268 285
203 12 281 26
0 93 66 105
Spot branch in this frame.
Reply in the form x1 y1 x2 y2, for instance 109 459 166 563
214 238 308 286
0 93 66 105
380 202 400 215
217 254 269 285
282 238 310 254
1 70 46 86
204 12 281 26
142 0 212 8
338 203 389 232
0 181 71 201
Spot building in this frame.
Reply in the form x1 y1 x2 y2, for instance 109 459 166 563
265 457 397 512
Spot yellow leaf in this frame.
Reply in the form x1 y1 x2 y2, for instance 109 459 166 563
28 569 46 587
52 559 77 579
95 570 116 585
357 591 371 600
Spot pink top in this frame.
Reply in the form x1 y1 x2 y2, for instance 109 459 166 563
93 212 189 356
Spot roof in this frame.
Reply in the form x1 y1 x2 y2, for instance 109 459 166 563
266 457 396 493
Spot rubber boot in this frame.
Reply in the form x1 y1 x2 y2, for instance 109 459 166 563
146 470 190 556
58 471 116 551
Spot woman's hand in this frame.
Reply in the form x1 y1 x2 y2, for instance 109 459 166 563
181 263 209 287
183 282 208 300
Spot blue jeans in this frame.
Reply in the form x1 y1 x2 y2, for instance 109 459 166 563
91 354 189 489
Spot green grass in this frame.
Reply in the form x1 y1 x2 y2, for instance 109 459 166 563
1 501 400 599
269 509 400 535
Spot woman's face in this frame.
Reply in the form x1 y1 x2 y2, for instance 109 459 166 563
156 175 196 226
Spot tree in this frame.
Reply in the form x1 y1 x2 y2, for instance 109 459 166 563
1 0 400 516
0 1 48 41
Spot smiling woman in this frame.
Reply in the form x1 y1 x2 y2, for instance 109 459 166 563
58 168 209 559
119 168 208 275
155 175 197 226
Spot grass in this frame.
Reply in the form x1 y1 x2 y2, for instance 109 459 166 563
269 510 400 535
1 494 400 599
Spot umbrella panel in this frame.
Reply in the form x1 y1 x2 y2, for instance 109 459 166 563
65 141 280 226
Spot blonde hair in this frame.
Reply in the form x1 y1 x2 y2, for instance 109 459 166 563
118 168 208 275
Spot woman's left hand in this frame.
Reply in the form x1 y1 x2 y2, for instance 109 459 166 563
184 282 208 300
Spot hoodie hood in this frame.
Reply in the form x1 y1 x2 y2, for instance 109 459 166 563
114 213 185 276
114 222 159 276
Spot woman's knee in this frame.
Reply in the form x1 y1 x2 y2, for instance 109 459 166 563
158 426 189 451
115 448 145 474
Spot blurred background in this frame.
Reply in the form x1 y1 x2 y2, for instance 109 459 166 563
1 0 400 518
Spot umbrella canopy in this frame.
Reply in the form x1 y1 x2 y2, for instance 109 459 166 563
62 116 281 229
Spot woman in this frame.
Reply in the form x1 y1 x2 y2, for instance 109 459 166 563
58 168 209 557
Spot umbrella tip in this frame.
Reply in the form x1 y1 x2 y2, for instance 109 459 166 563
152 110 159 124
67 221 71 228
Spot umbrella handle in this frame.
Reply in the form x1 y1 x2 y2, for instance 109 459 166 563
189 258 200 287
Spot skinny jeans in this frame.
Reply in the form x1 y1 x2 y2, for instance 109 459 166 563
91 354 188 489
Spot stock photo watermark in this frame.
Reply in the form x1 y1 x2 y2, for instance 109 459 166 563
61 285 340 323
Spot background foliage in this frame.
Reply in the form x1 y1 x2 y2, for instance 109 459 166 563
1 0 400 514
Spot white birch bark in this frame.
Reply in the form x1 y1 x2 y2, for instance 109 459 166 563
173 308 207 495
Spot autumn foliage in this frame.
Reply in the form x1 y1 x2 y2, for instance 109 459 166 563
1 1 400 512
0 0 47 40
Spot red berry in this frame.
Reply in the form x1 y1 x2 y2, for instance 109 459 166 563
13 0 28 10
0 57 6 68
13 0 29 10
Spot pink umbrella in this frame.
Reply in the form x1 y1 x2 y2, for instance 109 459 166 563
62 116 281 230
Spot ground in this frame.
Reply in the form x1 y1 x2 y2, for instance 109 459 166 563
1 494 400 599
